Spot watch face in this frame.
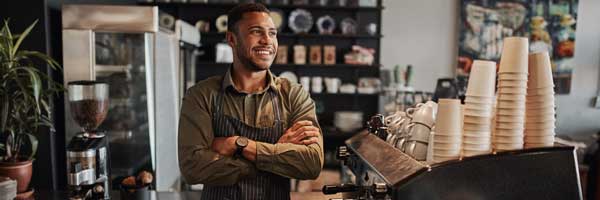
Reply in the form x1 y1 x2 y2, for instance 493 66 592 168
236 137 249 147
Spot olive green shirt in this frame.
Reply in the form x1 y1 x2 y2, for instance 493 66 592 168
178 68 324 186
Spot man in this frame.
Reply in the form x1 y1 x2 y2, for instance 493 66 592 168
177 3 324 200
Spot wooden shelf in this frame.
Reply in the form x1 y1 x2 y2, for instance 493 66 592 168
140 2 384 11
202 32 382 39
197 62 381 68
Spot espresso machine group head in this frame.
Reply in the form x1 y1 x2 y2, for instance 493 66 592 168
66 81 111 199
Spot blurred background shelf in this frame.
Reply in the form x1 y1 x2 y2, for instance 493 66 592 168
140 2 384 11
201 31 382 39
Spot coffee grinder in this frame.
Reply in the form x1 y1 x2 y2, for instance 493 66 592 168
66 81 111 199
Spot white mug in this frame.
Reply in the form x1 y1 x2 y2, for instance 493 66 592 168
311 77 323 93
324 77 341 93
300 76 310 92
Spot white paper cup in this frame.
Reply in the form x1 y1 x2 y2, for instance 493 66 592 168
464 103 494 112
498 73 528 80
497 100 526 109
434 133 462 143
463 136 491 144
463 130 492 138
498 94 526 101
525 108 556 120
494 132 524 139
525 106 555 115
527 88 555 95
466 60 497 97
528 52 555 89
498 87 527 94
435 99 463 132
433 148 461 156
463 115 492 124
499 37 529 73
496 115 525 123
433 155 459 162
463 142 491 150
526 94 555 102
464 108 494 117
525 101 555 109
494 142 524 151
463 149 491 156
434 141 462 150
525 115 555 123
525 121 556 130
496 108 526 116
495 121 525 129
494 129 524 136
465 96 495 104
464 122 491 131
524 135 555 144
525 128 555 136
524 142 554 148
438 98 462 105
498 80 528 88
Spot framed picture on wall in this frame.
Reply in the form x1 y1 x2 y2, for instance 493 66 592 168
457 0 579 94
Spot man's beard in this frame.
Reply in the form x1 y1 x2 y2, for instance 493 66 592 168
240 55 267 72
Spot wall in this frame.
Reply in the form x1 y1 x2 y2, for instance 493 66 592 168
381 0 459 92
382 0 600 138
554 0 600 138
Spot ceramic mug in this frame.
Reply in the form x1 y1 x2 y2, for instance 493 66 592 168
300 76 310 92
311 76 323 93
324 77 341 93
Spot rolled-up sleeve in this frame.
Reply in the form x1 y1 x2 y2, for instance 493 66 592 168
178 87 257 186
255 85 324 179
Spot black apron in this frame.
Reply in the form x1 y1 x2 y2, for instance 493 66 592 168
201 88 290 200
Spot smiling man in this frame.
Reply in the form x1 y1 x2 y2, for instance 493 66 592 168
177 3 324 200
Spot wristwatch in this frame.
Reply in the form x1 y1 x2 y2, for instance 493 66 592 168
234 136 248 159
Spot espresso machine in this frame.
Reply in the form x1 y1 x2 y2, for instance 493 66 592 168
323 115 583 200
66 81 111 199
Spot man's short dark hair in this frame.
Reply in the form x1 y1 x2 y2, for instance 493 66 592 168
227 3 270 33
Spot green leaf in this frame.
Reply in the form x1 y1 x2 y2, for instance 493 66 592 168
25 133 38 160
1 20 14 60
11 20 36 58
14 67 42 113
0 96 8 132
16 50 61 70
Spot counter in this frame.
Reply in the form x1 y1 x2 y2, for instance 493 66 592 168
34 190 342 200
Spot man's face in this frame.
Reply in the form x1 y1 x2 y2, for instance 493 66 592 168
229 12 278 71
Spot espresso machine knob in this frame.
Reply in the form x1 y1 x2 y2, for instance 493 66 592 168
370 183 389 199
337 146 350 165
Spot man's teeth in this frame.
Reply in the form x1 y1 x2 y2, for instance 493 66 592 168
256 50 270 55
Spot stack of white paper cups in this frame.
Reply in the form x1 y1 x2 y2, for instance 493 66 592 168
433 99 463 162
462 60 496 156
494 37 529 151
524 52 556 148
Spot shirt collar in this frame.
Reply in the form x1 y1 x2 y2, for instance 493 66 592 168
221 66 278 94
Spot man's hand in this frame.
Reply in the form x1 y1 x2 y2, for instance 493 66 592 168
278 120 320 145
211 136 239 156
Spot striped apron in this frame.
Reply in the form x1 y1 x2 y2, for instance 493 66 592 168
201 89 290 200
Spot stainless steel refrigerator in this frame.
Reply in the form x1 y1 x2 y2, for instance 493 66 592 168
61 4 183 191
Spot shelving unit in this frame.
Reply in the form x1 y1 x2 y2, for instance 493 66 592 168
141 0 383 169
141 2 384 11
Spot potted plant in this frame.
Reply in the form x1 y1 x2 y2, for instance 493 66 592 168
0 20 62 193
